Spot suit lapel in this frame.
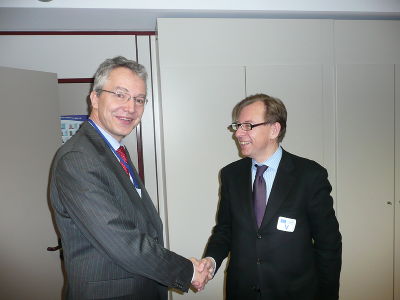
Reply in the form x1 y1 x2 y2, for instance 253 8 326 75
260 150 296 228
82 122 163 237
83 122 141 196
124 148 164 236
240 159 255 225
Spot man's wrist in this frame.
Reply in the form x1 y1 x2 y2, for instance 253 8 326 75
205 256 216 277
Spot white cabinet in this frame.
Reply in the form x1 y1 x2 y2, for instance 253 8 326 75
246 65 330 168
158 66 245 300
337 64 395 300
157 18 400 300
0 67 63 300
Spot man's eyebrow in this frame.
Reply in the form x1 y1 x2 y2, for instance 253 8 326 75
114 86 146 97
114 86 129 92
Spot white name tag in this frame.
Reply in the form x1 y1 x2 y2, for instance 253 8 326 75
277 216 296 232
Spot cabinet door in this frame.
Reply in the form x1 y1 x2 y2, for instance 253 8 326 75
0 67 63 299
395 65 400 300
0 35 138 78
246 65 336 195
159 66 245 300
337 64 394 300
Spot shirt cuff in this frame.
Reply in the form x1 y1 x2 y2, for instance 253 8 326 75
207 257 217 277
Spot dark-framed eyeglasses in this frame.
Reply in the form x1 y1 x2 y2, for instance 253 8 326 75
97 89 148 106
229 122 270 131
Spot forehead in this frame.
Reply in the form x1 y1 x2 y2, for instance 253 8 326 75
106 67 145 88
238 101 266 121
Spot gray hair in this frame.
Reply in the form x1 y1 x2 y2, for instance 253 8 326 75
92 56 147 93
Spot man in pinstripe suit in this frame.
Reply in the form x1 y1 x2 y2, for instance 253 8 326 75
50 56 212 299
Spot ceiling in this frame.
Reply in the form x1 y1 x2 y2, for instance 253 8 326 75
1 0 400 32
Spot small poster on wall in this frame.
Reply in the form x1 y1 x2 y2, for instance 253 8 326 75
60 115 88 144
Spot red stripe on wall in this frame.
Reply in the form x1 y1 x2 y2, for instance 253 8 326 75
58 78 94 84
0 31 156 36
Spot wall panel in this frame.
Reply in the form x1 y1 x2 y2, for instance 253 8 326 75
157 18 333 67
246 65 324 162
246 64 337 201
0 67 62 300
395 65 400 300
159 66 245 300
157 17 400 300
336 64 394 300
0 35 137 78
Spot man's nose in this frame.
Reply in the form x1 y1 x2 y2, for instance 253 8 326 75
123 99 136 113
234 127 245 138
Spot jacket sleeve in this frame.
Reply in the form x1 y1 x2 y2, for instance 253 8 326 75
203 168 232 272
308 167 342 300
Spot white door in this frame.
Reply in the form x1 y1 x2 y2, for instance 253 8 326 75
0 67 63 299
159 65 246 300
245 65 335 175
337 64 395 300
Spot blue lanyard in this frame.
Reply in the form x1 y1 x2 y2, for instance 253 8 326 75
88 119 140 189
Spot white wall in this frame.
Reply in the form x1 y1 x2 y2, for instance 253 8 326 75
2 0 399 12
0 35 137 78
0 33 161 299
0 66 62 300
0 33 159 206
157 18 337 300
1 0 399 32
156 18 400 300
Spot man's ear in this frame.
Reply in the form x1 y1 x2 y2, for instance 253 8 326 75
90 91 99 110
270 122 281 139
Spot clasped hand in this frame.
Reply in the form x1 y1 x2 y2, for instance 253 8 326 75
189 257 214 291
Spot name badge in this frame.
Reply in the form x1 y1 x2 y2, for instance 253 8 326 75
277 216 296 232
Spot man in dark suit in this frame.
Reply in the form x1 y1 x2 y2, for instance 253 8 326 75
202 94 342 300
50 56 211 299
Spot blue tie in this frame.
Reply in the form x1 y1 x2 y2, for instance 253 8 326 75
253 165 268 227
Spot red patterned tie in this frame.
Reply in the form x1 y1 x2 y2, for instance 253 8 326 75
116 146 129 175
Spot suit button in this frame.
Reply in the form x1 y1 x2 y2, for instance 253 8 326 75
154 237 159 242
257 234 262 239
257 258 262 264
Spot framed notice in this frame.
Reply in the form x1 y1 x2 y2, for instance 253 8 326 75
60 115 88 144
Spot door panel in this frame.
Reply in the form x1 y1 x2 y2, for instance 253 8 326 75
395 64 400 300
337 64 394 300
0 67 63 299
160 66 245 300
246 65 327 165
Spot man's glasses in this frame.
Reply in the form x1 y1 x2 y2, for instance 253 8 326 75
229 122 270 131
97 89 148 106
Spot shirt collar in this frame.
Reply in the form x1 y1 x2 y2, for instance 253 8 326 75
252 146 282 171
89 119 123 150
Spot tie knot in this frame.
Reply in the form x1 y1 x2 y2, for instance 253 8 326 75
116 146 128 163
255 164 268 177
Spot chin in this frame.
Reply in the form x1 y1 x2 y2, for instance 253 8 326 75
119 125 135 134
240 151 250 157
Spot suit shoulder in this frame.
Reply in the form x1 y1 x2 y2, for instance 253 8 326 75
55 123 101 160
57 129 87 154
284 150 327 174
221 157 251 174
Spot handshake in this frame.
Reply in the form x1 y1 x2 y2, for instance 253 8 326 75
189 257 215 292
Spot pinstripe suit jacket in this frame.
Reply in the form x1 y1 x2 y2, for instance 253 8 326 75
50 122 193 300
